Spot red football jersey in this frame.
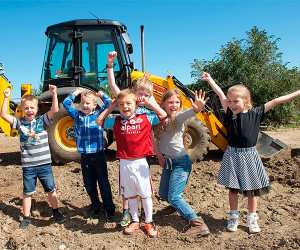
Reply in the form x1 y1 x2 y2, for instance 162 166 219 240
113 114 154 159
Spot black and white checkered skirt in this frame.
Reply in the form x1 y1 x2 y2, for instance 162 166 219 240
218 146 270 193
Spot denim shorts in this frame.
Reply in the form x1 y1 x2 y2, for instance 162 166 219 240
22 164 56 195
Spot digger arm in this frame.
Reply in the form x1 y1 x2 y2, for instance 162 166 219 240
130 70 229 151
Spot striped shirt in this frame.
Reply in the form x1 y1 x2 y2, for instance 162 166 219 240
63 93 111 154
12 114 52 168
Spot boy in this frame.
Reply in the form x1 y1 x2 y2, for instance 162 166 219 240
63 88 115 220
0 85 65 229
97 51 164 228
102 89 166 238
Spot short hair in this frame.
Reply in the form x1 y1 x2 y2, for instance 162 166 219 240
117 88 137 102
81 90 98 103
21 94 38 107
227 84 253 109
132 78 153 96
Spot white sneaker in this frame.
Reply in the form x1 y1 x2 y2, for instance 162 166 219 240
247 213 261 234
227 210 239 232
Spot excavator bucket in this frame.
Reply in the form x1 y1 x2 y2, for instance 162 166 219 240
256 131 288 159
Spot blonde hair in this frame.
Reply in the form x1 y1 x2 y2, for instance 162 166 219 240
132 77 153 96
117 88 137 102
227 84 253 110
21 95 39 108
81 90 98 104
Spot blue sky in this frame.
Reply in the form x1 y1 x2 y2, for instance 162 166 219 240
1 0 300 99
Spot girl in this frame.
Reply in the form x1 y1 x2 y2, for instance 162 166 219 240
156 88 210 237
202 72 300 233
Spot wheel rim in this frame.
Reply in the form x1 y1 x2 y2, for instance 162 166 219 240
184 127 198 149
54 116 77 152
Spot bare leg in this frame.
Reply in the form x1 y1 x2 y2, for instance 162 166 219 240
247 196 257 213
23 195 32 217
47 191 59 209
123 196 129 210
229 190 238 211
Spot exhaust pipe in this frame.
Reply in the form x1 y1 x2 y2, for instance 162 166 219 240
140 25 145 72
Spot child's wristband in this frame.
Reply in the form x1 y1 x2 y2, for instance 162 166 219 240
106 63 114 69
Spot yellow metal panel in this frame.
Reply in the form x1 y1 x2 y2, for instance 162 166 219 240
0 75 12 136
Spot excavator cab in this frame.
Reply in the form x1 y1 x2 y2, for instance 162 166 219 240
41 19 133 94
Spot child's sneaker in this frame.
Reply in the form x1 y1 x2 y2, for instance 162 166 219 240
142 222 158 238
247 213 261 234
53 210 66 224
120 209 132 227
105 210 116 223
227 210 239 232
123 222 140 235
86 206 101 218
19 217 31 229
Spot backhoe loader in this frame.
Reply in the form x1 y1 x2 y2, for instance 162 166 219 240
0 19 287 163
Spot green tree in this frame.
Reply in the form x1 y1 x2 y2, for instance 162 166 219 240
190 26 300 125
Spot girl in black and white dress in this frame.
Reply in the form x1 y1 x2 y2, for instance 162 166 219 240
202 72 300 234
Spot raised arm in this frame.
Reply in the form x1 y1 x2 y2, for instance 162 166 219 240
0 88 15 125
47 85 59 119
107 51 120 97
264 89 300 113
96 90 112 110
143 96 167 120
96 99 117 127
190 89 209 113
63 87 84 118
201 72 228 111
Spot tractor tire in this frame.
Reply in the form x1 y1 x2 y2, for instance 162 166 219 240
48 109 79 164
183 117 210 162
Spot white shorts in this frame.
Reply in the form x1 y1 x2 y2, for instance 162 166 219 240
120 158 152 199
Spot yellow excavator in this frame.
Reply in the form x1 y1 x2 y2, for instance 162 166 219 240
0 19 287 163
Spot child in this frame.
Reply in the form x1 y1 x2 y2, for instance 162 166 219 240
98 51 164 228
103 88 166 238
202 72 300 233
0 86 65 229
155 88 211 237
63 88 115 220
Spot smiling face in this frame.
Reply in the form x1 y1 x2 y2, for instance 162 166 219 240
117 91 137 118
21 98 38 121
227 92 246 114
80 94 97 115
161 89 182 117
227 85 252 114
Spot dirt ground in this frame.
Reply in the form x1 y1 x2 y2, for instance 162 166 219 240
0 128 299 250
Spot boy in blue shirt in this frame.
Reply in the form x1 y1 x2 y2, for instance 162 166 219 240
63 88 115 220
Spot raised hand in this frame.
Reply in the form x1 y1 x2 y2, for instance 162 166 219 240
137 96 146 106
3 88 11 98
96 90 104 98
191 90 209 112
142 72 151 82
107 51 117 64
201 72 213 82
49 84 57 95
73 87 85 96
